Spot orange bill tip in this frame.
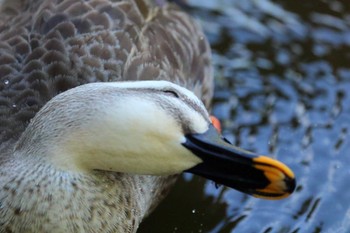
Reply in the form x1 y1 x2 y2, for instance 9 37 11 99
210 115 221 133
254 156 295 179
252 156 296 200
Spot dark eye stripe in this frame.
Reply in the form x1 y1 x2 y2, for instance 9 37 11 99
128 87 210 124
160 88 210 123
162 90 180 98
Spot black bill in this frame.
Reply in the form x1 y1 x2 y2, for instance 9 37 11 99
183 124 296 199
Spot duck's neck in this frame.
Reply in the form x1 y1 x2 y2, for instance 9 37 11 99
0 150 169 233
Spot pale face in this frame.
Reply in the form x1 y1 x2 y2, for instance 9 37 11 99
20 81 211 174
67 81 211 174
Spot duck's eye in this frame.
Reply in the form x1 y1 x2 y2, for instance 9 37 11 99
163 90 180 98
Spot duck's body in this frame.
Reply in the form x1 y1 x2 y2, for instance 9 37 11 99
0 0 295 232
0 0 212 232
0 0 213 142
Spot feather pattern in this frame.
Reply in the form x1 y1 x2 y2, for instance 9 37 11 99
0 0 213 143
0 0 213 232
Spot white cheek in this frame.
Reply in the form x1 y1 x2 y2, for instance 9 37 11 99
67 98 201 174
52 95 206 174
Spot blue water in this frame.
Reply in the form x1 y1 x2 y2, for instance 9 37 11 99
139 0 350 232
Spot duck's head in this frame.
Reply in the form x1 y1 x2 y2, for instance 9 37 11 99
16 81 295 199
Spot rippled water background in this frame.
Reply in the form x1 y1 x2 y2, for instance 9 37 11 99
139 0 350 232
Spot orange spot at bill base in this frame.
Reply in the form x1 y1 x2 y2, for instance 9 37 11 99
210 115 221 133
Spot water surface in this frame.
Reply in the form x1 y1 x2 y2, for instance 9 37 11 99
140 0 350 232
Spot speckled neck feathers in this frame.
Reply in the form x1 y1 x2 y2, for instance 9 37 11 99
0 157 176 233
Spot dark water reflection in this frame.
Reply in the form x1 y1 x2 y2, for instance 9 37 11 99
139 0 350 232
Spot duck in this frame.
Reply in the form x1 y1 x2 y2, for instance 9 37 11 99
0 0 296 232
